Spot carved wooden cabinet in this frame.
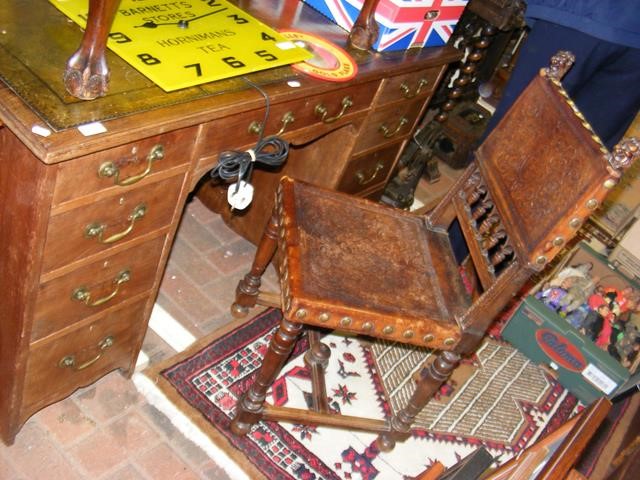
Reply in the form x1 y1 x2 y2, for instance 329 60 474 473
0 0 459 444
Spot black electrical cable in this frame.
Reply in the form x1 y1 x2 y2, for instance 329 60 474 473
210 77 289 186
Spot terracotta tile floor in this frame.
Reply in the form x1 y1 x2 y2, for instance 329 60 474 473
0 168 459 480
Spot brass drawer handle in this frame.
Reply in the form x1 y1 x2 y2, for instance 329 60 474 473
98 144 164 186
400 78 428 99
72 270 131 307
314 96 353 123
58 335 114 370
248 111 295 136
379 117 409 138
84 204 147 244
356 161 385 185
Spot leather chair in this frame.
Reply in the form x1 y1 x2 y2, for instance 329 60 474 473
228 51 639 451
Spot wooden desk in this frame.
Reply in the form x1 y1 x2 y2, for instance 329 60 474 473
0 0 459 444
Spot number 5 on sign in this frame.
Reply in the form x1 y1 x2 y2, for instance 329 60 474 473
50 0 312 91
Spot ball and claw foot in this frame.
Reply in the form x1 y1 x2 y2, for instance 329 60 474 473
349 25 379 51
64 52 110 100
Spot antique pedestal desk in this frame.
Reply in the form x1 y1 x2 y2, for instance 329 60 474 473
0 0 459 443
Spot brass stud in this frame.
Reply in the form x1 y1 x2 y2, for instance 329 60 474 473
383 325 394 335
586 198 598 210
318 312 330 323
536 255 547 265
443 338 456 346
569 217 581 229
362 321 373 331
552 236 565 247
603 178 617 189
340 316 352 327
295 308 307 319
423 334 434 343
403 329 414 339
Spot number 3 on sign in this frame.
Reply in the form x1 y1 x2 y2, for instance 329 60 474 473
50 0 312 91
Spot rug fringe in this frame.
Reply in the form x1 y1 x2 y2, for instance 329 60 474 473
132 372 250 480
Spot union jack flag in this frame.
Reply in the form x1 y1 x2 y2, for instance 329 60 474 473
304 0 468 51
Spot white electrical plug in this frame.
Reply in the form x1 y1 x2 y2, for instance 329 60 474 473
227 180 254 210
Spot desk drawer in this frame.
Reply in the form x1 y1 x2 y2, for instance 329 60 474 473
53 127 197 206
32 236 164 341
338 144 402 194
377 67 441 105
43 175 182 273
196 82 378 155
353 100 424 155
22 299 146 416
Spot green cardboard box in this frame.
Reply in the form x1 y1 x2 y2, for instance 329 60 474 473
502 244 640 404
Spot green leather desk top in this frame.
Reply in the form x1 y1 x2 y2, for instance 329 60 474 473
0 0 320 130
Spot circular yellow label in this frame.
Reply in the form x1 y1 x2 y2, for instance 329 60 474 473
281 30 357 82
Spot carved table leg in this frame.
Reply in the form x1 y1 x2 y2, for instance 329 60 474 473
231 317 303 435
348 0 381 50
377 351 460 451
231 211 279 318
64 0 121 100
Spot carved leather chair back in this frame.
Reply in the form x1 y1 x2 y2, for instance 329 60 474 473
426 54 636 350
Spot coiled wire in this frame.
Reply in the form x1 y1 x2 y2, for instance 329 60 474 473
210 77 289 186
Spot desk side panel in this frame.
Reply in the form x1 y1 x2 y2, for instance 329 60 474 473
0 127 55 444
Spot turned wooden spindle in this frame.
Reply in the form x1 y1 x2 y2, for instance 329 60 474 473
471 198 494 221
491 244 514 267
478 213 500 235
482 229 507 250
435 24 497 123
467 185 487 206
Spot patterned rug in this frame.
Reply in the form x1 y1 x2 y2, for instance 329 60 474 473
134 309 579 480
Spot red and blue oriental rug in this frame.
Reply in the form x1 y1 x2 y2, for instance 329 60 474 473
134 308 580 480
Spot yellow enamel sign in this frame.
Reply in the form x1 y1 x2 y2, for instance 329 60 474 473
50 0 312 91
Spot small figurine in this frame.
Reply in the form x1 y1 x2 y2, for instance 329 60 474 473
611 322 640 368
548 262 598 314
548 262 593 287
537 262 639 367
610 286 635 314
582 304 611 343
536 285 568 312
565 304 591 330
